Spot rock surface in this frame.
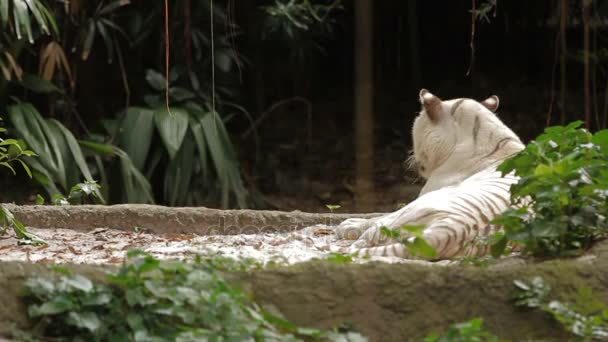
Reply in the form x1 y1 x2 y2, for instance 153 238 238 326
3 204 379 234
1 242 608 341
1 204 607 341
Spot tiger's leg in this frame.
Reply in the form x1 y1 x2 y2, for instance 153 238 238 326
335 202 422 240
341 218 491 259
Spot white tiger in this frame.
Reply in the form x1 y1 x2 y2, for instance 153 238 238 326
334 89 525 259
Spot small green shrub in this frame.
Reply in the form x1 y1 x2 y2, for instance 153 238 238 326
492 121 608 257
514 277 608 340
423 318 502 342
37 180 101 205
22 251 365 341
0 119 45 245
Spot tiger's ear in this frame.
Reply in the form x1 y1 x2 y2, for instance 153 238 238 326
481 95 499 112
419 89 442 122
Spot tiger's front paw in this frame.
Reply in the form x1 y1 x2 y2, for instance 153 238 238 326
335 218 371 240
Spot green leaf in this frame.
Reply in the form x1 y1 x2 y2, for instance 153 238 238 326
325 252 352 264
117 107 155 170
29 296 75 316
67 311 102 332
401 224 427 237
405 237 437 259
154 107 189 160
78 140 115 157
35 194 45 205
380 227 400 239
63 274 94 292
169 87 195 102
17 73 62 94
490 234 508 258
145 69 166 91
81 19 96 60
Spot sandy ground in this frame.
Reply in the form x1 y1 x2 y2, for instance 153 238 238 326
0 225 443 266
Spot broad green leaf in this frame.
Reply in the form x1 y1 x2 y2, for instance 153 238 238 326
67 311 101 332
119 107 154 169
18 73 62 93
164 132 195 206
169 87 195 102
189 117 209 181
154 107 189 160
29 296 75 316
145 69 166 91
78 140 114 157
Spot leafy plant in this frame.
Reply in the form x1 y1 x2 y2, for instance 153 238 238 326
36 180 102 205
0 119 45 245
380 224 438 259
492 121 608 257
22 250 365 341
7 102 153 204
514 277 608 340
107 68 250 207
424 318 501 342
261 0 343 58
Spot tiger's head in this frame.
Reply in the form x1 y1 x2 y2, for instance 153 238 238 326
410 89 523 181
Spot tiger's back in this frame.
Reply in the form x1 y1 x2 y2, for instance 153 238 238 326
334 89 525 259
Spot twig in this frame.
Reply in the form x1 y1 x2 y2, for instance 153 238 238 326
582 0 591 129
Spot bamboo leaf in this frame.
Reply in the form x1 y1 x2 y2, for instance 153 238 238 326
96 21 114 63
23 0 49 34
81 20 96 60
99 0 130 16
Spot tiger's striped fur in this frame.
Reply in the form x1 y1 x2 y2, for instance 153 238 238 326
334 89 525 259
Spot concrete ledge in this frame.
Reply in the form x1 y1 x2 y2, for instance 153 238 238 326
1 242 608 341
2 204 380 235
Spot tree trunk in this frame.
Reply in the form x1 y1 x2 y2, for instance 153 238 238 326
582 0 591 129
559 0 568 125
354 0 374 212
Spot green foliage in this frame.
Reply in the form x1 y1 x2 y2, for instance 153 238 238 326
0 118 35 175
0 0 58 43
261 0 343 62
491 122 608 257
514 277 608 340
325 252 353 264
380 224 438 259
0 204 46 245
0 119 45 245
424 318 501 342
22 251 365 341
107 68 251 207
7 102 153 204
37 180 102 205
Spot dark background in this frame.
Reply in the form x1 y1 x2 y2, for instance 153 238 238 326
1 0 605 212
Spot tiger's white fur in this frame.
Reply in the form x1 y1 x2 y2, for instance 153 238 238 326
334 89 525 259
